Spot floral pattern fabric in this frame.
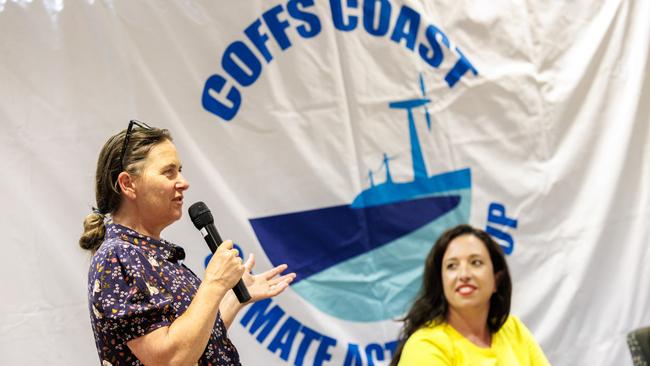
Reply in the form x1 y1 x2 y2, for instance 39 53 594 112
87 221 240 365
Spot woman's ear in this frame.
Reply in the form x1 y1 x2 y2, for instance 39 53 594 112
117 172 136 200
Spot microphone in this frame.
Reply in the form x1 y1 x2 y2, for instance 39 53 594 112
188 201 251 303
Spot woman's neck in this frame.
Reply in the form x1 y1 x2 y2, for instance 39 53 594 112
447 307 492 348
112 208 162 240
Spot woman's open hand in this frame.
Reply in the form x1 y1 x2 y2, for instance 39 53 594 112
241 253 296 302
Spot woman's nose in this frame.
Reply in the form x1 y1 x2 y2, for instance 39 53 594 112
458 264 471 281
175 174 190 191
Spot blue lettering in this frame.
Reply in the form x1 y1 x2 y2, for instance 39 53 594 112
486 225 515 255
267 316 301 361
363 0 391 36
487 202 518 228
201 74 241 121
330 0 358 31
204 1 479 123
222 41 262 87
444 47 478 88
294 325 321 366
390 5 420 50
240 300 341 365
314 335 337 366
486 202 518 255
343 343 363 366
263 4 293 50
365 343 384 366
384 340 398 358
418 24 449 68
287 0 322 38
240 298 286 342
245 19 273 63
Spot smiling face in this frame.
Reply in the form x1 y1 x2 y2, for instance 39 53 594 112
133 140 189 234
441 234 496 314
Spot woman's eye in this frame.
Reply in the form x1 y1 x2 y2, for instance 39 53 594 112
446 263 457 270
472 259 483 266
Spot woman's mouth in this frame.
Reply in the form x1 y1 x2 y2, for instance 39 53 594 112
456 285 476 295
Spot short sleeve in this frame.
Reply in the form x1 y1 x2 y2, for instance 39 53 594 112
398 328 454 366
508 316 551 366
90 243 174 343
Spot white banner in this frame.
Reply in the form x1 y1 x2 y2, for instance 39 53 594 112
1 0 648 365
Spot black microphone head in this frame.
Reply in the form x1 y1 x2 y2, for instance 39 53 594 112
188 201 214 229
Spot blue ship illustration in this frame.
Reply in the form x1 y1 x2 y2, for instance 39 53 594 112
249 75 471 322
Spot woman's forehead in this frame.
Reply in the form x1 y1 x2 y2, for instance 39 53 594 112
443 234 489 259
144 140 180 166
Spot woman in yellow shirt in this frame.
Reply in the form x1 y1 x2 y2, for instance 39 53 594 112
391 225 550 365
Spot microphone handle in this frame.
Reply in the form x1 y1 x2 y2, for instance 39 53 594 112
202 224 252 303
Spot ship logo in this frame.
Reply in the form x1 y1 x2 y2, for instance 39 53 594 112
249 75 472 322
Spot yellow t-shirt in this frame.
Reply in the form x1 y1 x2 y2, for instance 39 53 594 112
398 315 551 366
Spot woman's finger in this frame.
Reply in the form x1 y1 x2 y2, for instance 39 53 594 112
262 264 289 280
269 273 296 286
244 253 255 272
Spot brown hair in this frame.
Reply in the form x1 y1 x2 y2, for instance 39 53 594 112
390 224 512 365
78 125 172 252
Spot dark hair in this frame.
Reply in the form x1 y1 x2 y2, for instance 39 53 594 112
78 125 172 252
390 224 512 365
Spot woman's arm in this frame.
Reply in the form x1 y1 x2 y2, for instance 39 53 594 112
127 240 244 365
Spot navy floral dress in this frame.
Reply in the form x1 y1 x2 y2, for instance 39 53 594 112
87 221 240 365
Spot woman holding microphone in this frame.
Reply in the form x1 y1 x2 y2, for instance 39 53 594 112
80 121 295 365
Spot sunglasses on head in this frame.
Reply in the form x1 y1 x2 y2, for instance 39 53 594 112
119 119 151 172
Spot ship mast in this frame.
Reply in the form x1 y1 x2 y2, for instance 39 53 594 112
388 98 430 180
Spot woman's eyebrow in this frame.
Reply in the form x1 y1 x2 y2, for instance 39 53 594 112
160 162 180 170
444 253 484 262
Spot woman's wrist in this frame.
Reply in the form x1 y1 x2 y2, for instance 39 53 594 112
199 279 229 300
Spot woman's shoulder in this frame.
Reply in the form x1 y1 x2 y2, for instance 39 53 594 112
503 315 526 328
413 320 450 334
398 321 462 365
91 235 150 269
496 315 551 365
497 315 536 341
406 321 456 349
